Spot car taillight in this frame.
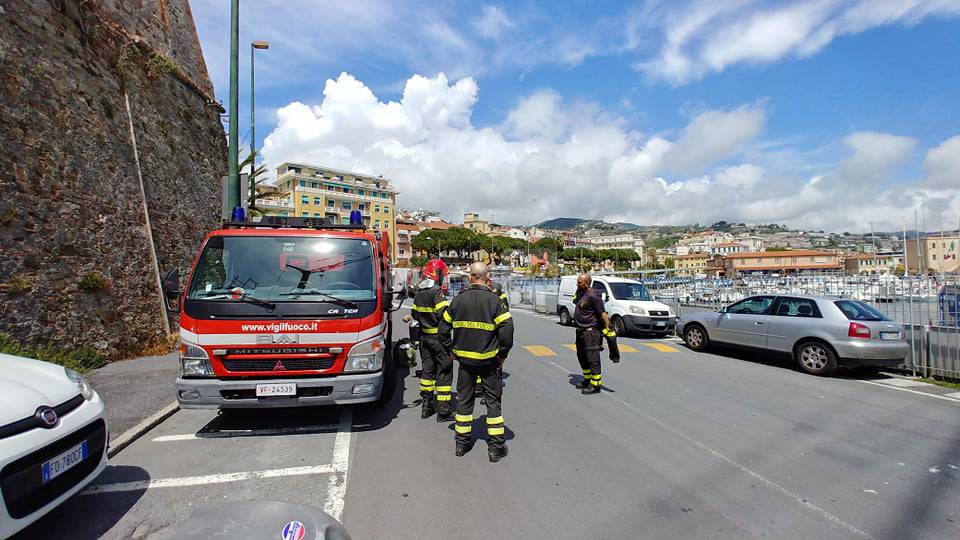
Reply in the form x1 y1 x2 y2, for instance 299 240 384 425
848 322 871 339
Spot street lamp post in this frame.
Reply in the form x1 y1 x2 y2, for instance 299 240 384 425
249 40 269 209
227 0 240 214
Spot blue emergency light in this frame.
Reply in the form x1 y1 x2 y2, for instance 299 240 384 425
349 210 363 225
231 206 246 222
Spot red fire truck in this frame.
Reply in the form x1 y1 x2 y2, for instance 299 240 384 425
161 216 405 409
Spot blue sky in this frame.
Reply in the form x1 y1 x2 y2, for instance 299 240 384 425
191 0 960 231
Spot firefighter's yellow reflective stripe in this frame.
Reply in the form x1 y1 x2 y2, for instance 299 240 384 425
476 376 482 383
486 416 504 424
436 385 452 392
487 427 505 436
452 320 496 331
442 311 453 323
455 414 473 422
411 304 436 313
421 327 439 334
434 300 449 310
582 369 592 375
494 312 512 325
455 424 472 434
453 349 498 360
499 293 507 300
420 379 436 384
436 394 452 401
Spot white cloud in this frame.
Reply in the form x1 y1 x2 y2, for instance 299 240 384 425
924 135 960 190
660 104 766 175
473 5 515 39
261 72 959 232
637 0 960 85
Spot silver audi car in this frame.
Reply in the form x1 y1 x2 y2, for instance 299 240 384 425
677 295 909 376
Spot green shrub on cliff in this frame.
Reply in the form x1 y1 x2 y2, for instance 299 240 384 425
0 334 105 373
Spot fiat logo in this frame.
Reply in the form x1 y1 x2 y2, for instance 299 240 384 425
37 407 58 427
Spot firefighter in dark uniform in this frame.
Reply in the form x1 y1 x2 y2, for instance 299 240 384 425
412 259 454 421
440 262 514 462
573 273 613 395
477 277 510 405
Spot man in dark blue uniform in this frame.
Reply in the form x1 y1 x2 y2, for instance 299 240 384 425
573 273 613 395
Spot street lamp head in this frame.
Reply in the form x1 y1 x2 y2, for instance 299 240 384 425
252 40 270 49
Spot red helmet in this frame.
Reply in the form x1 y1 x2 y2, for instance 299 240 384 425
422 259 449 282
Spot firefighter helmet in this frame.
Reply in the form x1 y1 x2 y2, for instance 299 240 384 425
421 259 449 282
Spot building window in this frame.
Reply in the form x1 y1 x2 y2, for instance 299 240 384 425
314 213 321 217
357 189 365 196
311 182 318 189
301 195 309 204
343 188 351 194
383 222 389 229
314 197 321 205
299 180 306 187
341 201 352 210
374 205 380 213
382 193 388 198
342 216 350 225
278 211 288 217
327 200 335 208
383 205 390 213
374 220 380 228
400 249 405 255
325 184 334 190
301 212 309 217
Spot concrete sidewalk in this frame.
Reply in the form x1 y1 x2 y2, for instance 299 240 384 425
86 351 178 442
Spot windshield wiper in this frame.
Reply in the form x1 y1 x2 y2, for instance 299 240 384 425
280 288 358 308
204 288 276 310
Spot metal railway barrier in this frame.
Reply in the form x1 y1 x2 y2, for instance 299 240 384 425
501 271 960 380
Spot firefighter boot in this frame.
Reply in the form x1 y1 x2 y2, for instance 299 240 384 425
436 408 454 423
455 440 474 457
488 445 509 463
581 385 601 395
575 377 591 389
420 393 436 419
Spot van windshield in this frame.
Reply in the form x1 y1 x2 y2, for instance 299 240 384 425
186 236 376 304
610 282 653 301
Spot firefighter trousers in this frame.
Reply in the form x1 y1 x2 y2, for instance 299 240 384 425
418 336 453 415
575 327 603 388
454 362 505 450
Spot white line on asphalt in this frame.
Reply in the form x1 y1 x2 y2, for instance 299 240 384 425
547 361 572 373
538 355 872 539
614 397 873 539
79 464 335 495
856 380 960 405
153 424 339 442
323 407 353 522
108 401 179 458
944 391 960 400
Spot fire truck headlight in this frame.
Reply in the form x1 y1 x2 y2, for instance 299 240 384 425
179 341 214 377
344 336 384 373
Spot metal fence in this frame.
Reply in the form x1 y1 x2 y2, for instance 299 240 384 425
502 271 960 380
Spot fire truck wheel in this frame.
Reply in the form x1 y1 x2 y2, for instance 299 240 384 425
375 345 398 405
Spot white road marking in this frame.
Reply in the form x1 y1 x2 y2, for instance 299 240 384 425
856 380 960 405
79 464 335 495
536 354 873 539
547 361 572 373
876 378 929 387
153 424 340 442
943 391 960 400
323 407 353 522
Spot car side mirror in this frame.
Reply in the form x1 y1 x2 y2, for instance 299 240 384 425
601 292 608 302
719 306 728 314
161 268 181 313
387 284 407 312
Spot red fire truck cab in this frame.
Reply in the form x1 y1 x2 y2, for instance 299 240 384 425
161 216 405 409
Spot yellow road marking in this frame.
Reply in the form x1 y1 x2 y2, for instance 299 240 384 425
618 344 639 353
524 345 557 357
643 342 678 353
563 344 577 351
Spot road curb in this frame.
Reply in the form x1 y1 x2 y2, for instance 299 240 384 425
107 401 179 458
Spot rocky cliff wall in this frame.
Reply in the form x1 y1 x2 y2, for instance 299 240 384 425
0 0 226 357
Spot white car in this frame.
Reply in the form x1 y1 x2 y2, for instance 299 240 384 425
557 275 677 337
0 354 108 537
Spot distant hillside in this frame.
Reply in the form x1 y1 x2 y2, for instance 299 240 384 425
537 217 586 229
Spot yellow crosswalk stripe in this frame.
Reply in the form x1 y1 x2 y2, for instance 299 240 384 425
618 344 639 353
524 345 557 357
563 344 577 351
643 342 679 353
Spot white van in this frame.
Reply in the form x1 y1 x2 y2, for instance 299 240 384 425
557 275 677 337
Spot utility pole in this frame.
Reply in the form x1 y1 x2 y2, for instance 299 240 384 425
249 40 270 209
227 0 240 213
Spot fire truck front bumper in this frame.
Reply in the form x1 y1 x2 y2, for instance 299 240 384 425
175 372 384 409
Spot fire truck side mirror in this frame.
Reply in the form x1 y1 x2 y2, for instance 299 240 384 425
161 268 181 313
387 284 407 312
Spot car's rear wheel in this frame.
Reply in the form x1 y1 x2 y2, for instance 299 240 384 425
683 324 709 351
558 308 571 326
795 340 838 376
611 315 626 337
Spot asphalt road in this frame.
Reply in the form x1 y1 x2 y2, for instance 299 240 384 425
18 308 960 539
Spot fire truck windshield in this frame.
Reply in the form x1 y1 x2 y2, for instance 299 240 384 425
184 235 377 318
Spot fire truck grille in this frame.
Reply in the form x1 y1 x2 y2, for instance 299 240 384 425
222 358 335 372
